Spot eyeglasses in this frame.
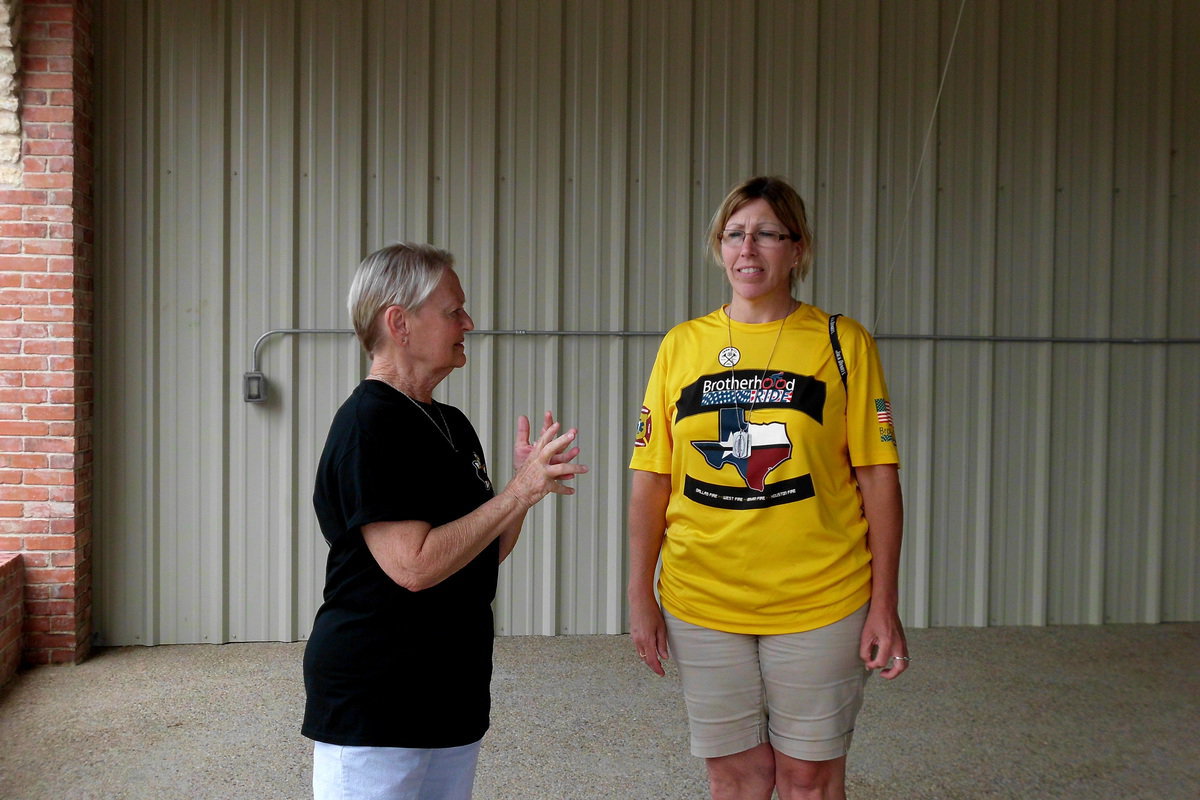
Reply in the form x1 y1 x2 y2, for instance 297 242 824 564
720 229 799 248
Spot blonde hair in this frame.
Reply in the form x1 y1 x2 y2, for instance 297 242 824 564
707 176 814 291
348 242 454 356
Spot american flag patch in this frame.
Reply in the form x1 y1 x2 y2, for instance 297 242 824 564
875 398 893 425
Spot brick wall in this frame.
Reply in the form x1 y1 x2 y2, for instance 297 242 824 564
0 552 21 684
0 0 94 666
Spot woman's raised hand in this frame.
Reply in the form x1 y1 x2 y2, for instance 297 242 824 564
507 413 587 508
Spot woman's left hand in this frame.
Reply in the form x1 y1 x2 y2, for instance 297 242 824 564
514 411 580 472
860 605 910 680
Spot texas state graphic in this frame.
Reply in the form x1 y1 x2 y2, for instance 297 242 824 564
691 407 792 492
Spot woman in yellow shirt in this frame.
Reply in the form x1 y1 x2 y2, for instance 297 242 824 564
628 176 910 800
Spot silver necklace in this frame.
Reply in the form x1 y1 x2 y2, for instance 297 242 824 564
725 303 793 458
368 375 456 451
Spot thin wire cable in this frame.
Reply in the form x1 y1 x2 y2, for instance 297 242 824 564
874 0 969 336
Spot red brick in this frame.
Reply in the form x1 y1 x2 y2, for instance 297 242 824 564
21 72 73 91
21 37 73 57
24 471 73 487
25 502 74 519
0 422 51 437
0 190 50 205
23 631 77 650
0 290 50 305
0 222 49 238
24 372 75 387
23 341 74 356
26 4 78 24
22 307 74 322
45 454 75 470
24 534 75 550
0 487 51 502
46 323 75 338
49 519 79 535
24 140 72 157
48 486 75 503
19 551 49 567
0 355 49 370
22 55 75 74
0 504 24 518
20 174 72 190
24 240 75 256
49 90 77 107
26 600 74 617
20 89 49 109
17 437 74 453
0 256 50 271
0 454 49 469
0 389 49 403
23 206 73 223
24 274 72 291
0 322 52 337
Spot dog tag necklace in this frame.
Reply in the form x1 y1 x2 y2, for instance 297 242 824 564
725 302 795 458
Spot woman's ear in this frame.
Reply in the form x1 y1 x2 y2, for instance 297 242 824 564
381 305 409 345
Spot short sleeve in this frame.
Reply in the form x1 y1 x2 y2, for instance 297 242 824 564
629 334 675 475
841 318 901 468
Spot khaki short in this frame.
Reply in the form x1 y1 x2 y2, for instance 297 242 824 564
663 604 870 762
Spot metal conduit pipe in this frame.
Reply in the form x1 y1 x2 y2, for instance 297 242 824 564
243 327 1200 402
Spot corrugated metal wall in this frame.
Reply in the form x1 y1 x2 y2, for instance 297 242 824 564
93 0 1199 645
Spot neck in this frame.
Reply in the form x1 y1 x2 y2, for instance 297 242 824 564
726 294 798 324
367 355 443 403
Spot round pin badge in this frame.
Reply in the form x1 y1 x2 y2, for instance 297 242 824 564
718 347 740 368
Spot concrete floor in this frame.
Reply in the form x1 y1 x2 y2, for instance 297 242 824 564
0 623 1197 799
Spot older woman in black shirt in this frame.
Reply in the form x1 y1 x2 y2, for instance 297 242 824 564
303 242 587 800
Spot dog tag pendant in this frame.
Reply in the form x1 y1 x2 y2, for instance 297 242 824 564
731 429 751 459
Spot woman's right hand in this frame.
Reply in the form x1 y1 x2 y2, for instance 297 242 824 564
629 592 669 676
504 420 588 509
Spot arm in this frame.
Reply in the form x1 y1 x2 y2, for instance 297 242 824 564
855 463 909 679
365 422 586 591
627 469 672 676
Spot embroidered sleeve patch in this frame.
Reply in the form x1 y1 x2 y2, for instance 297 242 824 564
635 406 652 447
875 398 896 443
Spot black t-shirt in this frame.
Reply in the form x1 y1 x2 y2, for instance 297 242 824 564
302 380 499 747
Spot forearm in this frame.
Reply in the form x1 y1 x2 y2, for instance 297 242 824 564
365 489 532 591
627 470 671 604
856 464 903 611
497 510 529 564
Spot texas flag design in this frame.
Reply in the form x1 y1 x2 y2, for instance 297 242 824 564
692 407 792 492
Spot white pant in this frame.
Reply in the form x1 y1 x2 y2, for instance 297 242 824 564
312 740 482 800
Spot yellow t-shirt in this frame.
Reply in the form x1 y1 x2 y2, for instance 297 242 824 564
629 303 899 634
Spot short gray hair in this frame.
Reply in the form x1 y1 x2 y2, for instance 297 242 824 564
348 242 455 356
